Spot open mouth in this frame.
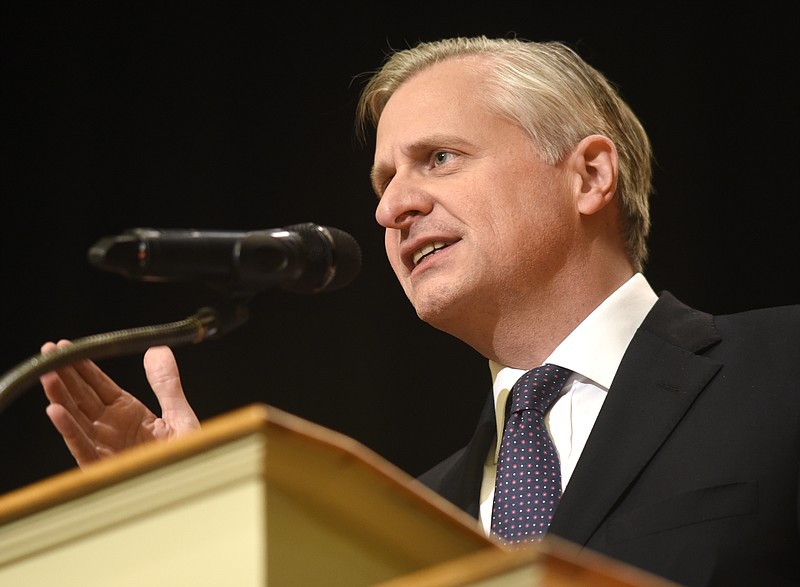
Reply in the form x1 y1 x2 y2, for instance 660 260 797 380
412 241 450 266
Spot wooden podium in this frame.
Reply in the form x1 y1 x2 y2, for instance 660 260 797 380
0 404 677 586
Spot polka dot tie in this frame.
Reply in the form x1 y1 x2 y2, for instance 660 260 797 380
491 363 572 543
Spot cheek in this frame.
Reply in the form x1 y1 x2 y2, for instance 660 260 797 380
499 167 571 227
384 230 404 276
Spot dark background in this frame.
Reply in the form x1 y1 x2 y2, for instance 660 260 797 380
2 4 798 495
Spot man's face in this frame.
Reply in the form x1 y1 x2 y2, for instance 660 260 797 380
372 58 577 340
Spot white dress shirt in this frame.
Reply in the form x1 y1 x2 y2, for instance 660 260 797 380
478 273 658 534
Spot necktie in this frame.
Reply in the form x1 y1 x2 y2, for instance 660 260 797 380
491 363 572 543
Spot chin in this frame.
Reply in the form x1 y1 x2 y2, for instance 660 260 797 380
408 271 483 325
412 290 470 333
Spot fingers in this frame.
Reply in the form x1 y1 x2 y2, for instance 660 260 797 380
40 339 148 463
45 403 100 467
40 341 99 430
42 339 138 414
143 346 200 434
68 347 135 407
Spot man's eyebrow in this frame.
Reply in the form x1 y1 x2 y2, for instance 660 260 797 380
404 134 471 153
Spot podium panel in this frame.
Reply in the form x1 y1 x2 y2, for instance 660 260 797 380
0 404 497 586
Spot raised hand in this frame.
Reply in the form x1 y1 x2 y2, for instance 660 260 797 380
40 342 200 468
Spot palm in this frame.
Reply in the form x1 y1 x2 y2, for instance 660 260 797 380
81 393 166 459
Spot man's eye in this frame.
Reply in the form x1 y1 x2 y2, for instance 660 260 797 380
433 151 455 166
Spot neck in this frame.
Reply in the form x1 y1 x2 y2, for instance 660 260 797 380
450 268 635 370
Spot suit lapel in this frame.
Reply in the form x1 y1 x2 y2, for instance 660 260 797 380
549 292 722 545
418 390 496 518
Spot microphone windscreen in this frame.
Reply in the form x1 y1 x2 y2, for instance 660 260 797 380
281 223 362 294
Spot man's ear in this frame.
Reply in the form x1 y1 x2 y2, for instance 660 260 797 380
569 134 618 215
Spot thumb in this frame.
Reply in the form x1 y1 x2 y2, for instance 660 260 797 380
143 346 201 434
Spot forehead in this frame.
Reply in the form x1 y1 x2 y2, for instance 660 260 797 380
375 58 493 145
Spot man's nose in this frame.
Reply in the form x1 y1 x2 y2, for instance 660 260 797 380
375 176 434 229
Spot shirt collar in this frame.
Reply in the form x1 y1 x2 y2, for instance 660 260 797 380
488 273 658 452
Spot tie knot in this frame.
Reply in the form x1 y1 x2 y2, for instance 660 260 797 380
509 363 571 416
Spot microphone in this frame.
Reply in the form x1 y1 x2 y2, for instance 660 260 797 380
88 222 362 294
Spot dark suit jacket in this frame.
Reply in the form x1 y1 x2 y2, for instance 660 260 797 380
418 292 800 586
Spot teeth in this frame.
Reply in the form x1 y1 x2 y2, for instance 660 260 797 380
412 241 448 266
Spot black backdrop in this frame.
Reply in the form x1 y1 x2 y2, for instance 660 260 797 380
2 4 798 495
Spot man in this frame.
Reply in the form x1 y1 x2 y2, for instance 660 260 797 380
41 37 800 585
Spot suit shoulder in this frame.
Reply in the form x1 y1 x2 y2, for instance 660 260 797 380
713 303 800 360
716 303 800 330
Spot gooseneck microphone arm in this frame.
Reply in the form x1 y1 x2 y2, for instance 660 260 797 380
0 301 250 414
